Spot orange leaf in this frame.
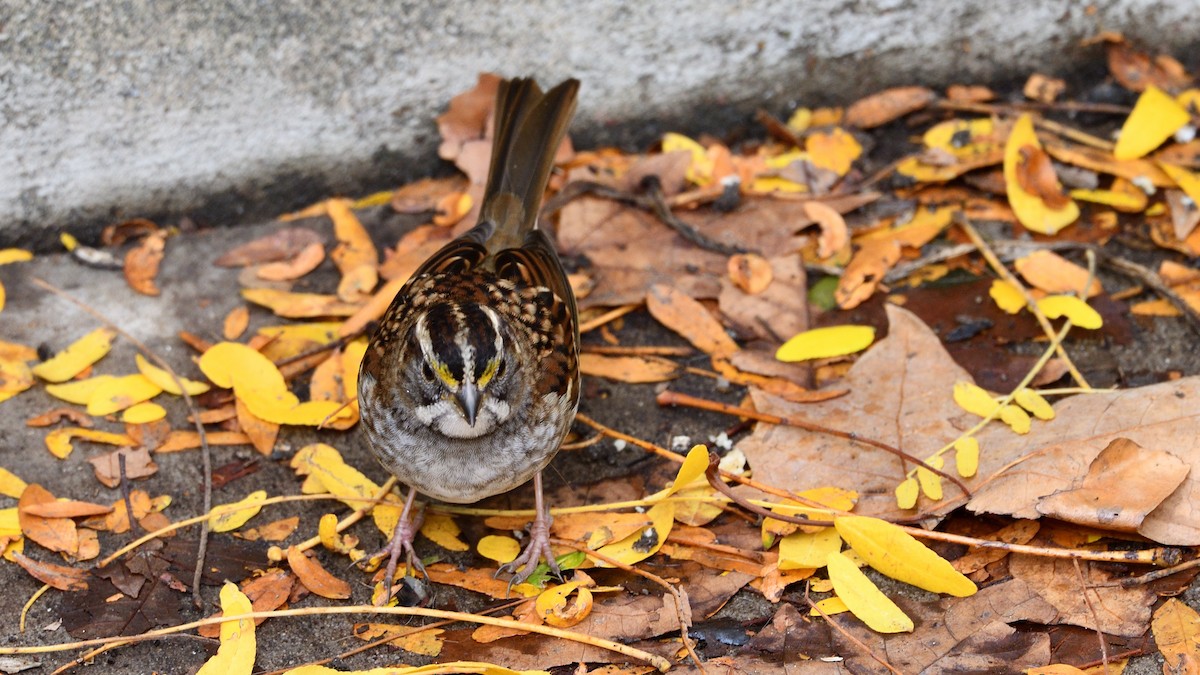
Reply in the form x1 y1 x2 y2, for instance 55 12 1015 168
256 241 326 281
123 231 166 296
845 86 936 129
18 484 78 555
12 552 88 591
645 284 737 358
286 545 351 599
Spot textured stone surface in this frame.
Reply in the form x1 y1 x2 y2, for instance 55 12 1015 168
1 1 1197 246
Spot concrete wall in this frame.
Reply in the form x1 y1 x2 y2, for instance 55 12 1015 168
2 1 1197 248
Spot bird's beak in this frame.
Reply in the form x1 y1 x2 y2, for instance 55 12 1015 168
455 381 480 427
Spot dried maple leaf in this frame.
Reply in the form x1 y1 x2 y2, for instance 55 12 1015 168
214 228 324 267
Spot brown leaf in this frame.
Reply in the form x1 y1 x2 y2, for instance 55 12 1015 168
256 241 326 282
579 353 680 384
13 553 89 591
390 176 469 213
1014 249 1103 298
726 253 773 295
214 227 324 267
802 201 849 259
199 569 295 637
738 305 973 519
646 284 737 358
436 73 503 163
286 546 351 599
222 305 250 340
967 376 1200 545
87 447 158 489
1035 438 1189 532
1009 554 1154 637
123 231 166 296
26 407 94 428
21 500 113 519
1104 35 1193 93
1023 73 1066 103
845 86 937 128
235 399 280 456
1016 145 1072 210
946 84 996 103
18 484 78 555
718 254 807 343
835 238 901 309
156 430 252 453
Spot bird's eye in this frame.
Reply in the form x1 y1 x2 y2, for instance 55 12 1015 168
421 362 435 382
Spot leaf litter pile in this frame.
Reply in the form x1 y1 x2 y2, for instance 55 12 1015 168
3 33 1200 674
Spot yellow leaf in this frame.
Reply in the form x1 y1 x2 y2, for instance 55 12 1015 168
420 513 469 552
809 596 850 616
662 444 710 497
1159 162 1200 206
834 516 976 597
1068 187 1147 212
342 337 368 402
536 581 593 628
1003 114 1079 235
1113 86 1190 160
1025 666 1088 675
121 402 166 424
895 477 919 509
663 132 713 185
210 490 268 532
1014 389 1054 420
86 374 163 415
0 249 33 265
59 233 78 251
916 456 944 501
1151 598 1200 675
241 288 360 318
282 662 540 675
197 582 256 675
44 375 117 405
787 107 812 132
594 501 674 567
954 438 980 478
953 381 1000 418
989 279 1026 314
776 325 876 362
289 444 398 537
0 507 19 536
779 527 842 570
826 551 914 633
135 354 210 395
0 280 5 314
478 535 520 564
0 352 34 402
257 322 342 344
1036 295 1103 329
923 118 998 158
1000 404 1032 434
31 327 118 383
0 467 27 499
44 428 134 460
806 128 862 176
199 342 353 426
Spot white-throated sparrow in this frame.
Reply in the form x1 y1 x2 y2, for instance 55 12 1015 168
358 77 580 596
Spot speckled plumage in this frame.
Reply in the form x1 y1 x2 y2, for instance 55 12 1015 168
357 77 581 590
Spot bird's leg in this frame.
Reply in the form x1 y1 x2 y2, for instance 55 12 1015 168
498 471 560 585
375 487 425 605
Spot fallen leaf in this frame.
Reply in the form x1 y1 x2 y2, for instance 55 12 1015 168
1104 35 1193 93
834 516 975 597
1034 438 1188 532
776 325 875 362
256 241 326 281
18 484 78 556
31 327 117 383
1009 554 1153 637
223 306 250 340
827 551 913 633
87 447 158 488
718 254 808 344
44 427 134 460
835 238 901 309
1004 115 1079 235
1014 250 1103 297
727 253 773 294
123 230 166 296
1152 598 1200 674
645 284 737 358
211 491 268 533
196 582 256 675
241 288 360 318
845 86 936 128
12 552 89 591
1113 85 1190 160
579 353 680 383
214 228 324 267
286 546 352 599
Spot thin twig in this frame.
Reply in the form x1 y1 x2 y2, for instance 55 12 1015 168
1073 558 1111 672
805 582 904 675
955 217 1092 390
29 276 215 608
554 538 703 673
641 175 749 255
659 388 972 498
